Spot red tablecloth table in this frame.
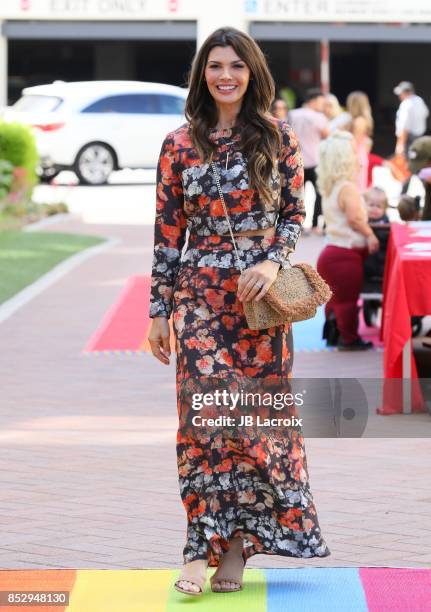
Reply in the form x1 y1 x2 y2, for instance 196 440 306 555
379 222 431 414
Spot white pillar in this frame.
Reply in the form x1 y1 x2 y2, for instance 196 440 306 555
196 1 249 49
0 24 8 109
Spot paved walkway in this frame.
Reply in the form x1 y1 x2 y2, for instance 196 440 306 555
0 217 430 570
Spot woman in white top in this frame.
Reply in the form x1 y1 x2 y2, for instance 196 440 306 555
316 131 379 350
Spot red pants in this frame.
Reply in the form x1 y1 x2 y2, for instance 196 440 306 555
316 245 369 344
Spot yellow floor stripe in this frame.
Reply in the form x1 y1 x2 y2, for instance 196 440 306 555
67 569 171 612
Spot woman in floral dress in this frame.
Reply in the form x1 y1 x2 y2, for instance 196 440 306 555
148 26 331 596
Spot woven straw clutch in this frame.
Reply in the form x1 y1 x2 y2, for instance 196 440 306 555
243 262 332 330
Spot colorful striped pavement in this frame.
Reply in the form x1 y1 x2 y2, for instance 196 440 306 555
0 567 429 611
81 275 383 357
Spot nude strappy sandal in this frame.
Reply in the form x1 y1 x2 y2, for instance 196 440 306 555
174 572 207 596
210 557 246 593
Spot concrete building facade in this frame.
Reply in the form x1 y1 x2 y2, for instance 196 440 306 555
1 0 431 152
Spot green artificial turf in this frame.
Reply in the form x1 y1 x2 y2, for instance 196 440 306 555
0 230 105 304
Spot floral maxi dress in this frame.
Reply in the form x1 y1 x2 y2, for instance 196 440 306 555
149 120 331 567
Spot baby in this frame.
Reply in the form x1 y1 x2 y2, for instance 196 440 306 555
398 195 421 222
363 186 390 224
362 187 390 303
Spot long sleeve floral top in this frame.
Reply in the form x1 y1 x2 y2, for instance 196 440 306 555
149 119 305 319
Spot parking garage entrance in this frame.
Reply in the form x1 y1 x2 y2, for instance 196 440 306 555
4 20 196 104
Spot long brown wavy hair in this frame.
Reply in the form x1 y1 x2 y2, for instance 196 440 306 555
185 27 281 205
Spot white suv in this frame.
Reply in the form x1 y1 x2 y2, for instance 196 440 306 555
4 80 188 185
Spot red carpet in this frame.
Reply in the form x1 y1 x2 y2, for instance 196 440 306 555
82 275 174 355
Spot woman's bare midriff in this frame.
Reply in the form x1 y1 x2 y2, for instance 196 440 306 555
222 227 276 238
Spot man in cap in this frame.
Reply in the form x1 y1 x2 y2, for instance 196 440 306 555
394 81 429 158
407 136 431 221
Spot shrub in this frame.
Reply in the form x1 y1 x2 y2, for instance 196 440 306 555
0 159 14 200
44 202 68 215
0 121 39 186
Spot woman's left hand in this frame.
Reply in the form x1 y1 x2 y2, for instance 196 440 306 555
237 260 280 303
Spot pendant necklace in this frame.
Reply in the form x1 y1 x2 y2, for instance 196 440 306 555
221 136 235 171
212 124 238 170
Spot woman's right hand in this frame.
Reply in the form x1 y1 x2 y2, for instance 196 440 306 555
148 317 171 365
367 233 379 254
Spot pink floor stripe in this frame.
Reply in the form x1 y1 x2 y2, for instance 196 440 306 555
83 275 151 352
359 567 431 612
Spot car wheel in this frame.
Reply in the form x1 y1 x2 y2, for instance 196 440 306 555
38 169 61 183
74 143 115 185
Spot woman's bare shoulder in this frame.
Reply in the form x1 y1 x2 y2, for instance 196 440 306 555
339 180 359 192
338 181 360 206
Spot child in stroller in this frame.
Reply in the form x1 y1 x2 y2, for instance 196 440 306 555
361 191 424 334
361 187 390 327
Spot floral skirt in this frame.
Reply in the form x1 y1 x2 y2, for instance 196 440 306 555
172 234 331 567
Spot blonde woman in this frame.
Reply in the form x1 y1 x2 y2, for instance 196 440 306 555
323 93 351 132
316 131 379 350
346 91 374 192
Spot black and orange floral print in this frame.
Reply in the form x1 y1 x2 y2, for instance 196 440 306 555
172 237 331 566
149 121 331 567
149 120 305 319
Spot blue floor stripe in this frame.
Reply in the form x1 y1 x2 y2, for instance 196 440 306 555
266 568 368 612
293 305 327 351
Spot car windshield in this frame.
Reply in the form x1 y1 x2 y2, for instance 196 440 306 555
12 95 63 112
